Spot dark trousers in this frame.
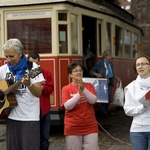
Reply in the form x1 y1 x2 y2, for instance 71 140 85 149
7 119 40 150
99 85 111 118
40 111 51 150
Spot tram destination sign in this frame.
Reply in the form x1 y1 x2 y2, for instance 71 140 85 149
7 11 51 19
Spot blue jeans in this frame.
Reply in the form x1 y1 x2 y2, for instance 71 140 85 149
40 111 51 150
130 132 150 150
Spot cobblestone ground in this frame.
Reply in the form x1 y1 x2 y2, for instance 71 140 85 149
49 107 133 150
97 107 132 150
0 108 133 150
0 122 6 150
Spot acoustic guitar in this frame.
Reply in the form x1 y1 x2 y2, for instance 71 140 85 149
0 67 42 119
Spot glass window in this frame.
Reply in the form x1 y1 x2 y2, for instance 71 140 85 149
125 6 130 10
124 30 131 58
115 26 123 57
58 13 67 21
7 19 52 54
98 24 102 55
71 14 78 54
59 25 68 53
106 23 111 50
132 33 139 58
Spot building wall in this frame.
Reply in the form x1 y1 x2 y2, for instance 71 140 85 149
119 0 131 13
120 0 150 56
131 0 150 56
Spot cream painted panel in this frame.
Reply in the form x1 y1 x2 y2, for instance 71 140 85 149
0 0 66 5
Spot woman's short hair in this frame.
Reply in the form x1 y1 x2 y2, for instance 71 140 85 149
2 38 24 56
67 62 83 74
102 50 112 58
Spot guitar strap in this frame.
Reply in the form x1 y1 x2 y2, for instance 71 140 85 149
27 61 33 71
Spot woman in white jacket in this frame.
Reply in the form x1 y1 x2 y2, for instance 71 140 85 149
124 55 150 150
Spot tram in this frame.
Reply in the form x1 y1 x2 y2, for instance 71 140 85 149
0 0 142 125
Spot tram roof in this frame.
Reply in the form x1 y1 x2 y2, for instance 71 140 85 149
0 0 143 33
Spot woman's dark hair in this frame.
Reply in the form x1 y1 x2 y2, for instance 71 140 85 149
133 55 150 74
67 62 83 74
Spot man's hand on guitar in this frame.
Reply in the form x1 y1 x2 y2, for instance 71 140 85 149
21 74 32 88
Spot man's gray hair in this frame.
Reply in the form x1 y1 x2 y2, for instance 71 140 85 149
2 38 24 55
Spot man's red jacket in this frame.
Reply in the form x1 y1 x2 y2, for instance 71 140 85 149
40 68 54 117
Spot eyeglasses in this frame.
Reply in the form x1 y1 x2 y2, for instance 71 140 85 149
136 62 150 67
72 69 83 73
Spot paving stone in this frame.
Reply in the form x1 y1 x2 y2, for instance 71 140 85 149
0 108 133 150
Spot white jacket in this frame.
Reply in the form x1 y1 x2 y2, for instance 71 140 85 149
124 80 150 132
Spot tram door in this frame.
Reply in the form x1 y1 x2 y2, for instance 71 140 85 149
82 15 97 77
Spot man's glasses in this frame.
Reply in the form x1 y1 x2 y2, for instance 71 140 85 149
136 62 150 67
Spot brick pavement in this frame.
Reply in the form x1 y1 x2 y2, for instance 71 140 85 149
97 108 133 150
0 123 6 150
0 108 133 150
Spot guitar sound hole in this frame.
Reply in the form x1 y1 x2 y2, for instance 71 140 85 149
0 91 5 109
7 79 14 85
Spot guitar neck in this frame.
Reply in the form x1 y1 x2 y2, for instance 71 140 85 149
3 67 41 96
4 80 21 96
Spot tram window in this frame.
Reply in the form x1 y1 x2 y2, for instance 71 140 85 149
71 14 78 54
58 13 67 21
115 26 123 57
132 33 139 58
7 19 52 54
124 30 131 58
98 24 102 55
106 23 111 50
59 25 68 53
